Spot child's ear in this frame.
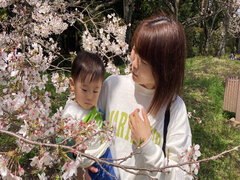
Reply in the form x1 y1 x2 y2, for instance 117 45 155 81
69 77 75 92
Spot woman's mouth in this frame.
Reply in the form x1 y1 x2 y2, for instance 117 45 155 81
132 72 138 78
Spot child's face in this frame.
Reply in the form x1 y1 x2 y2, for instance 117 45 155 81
70 75 102 110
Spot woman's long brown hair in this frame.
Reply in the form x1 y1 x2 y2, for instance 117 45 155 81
131 14 186 116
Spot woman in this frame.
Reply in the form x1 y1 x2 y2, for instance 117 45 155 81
97 13 192 179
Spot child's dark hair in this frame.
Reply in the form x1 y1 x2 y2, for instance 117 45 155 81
71 51 105 82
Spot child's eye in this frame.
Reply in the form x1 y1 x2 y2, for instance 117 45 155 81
93 91 99 93
82 88 87 92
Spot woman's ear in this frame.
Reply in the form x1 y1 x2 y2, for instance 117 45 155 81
69 77 75 92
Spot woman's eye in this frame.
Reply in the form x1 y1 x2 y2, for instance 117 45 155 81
82 89 87 92
93 91 99 93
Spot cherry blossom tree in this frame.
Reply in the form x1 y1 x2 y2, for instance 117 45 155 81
0 1 129 179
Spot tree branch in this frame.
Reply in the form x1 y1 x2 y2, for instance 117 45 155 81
0 129 239 179
92 0 120 13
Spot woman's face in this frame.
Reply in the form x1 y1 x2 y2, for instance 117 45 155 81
131 48 155 89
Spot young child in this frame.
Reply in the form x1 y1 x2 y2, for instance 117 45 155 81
60 51 116 180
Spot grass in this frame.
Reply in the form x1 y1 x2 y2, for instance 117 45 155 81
183 56 240 179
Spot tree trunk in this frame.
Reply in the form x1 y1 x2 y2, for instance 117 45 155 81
75 30 79 51
236 37 240 54
123 0 135 45
175 0 180 21
205 33 211 55
217 16 229 57
202 20 210 55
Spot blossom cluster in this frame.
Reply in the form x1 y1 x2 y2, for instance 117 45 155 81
57 119 114 180
188 110 202 124
0 0 12 8
0 154 24 180
27 117 114 180
225 2 240 37
51 72 69 94
179 144 201 178
82 13 130 75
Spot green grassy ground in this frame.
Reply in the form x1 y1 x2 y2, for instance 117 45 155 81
184 56 240 179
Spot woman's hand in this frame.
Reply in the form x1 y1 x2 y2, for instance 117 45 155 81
129 108 151 147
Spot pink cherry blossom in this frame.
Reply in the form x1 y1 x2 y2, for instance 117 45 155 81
62 160 79 180
179 144 201 177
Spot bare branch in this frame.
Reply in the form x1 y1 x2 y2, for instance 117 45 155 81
93 0 120 13
182 8 223 27
162 0 175 15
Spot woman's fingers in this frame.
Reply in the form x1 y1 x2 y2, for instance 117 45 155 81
129 112 134 128
129 109 140 142
129 109 139 126
142 108 150 126
129 108 152 147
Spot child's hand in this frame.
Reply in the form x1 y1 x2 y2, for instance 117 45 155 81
77 167 94 180
88 165 98 173
129 108 151 147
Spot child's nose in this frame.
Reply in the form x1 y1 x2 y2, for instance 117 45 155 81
86 92 92 100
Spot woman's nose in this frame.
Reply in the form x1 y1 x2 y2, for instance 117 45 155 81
132 57 139 69
131 49 139 69
132 59 138 69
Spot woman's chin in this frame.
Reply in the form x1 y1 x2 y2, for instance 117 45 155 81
132 75 138 83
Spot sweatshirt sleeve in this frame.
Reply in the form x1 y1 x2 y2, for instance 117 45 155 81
98 75 113 116
140 97 192 179
97 77 109 115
